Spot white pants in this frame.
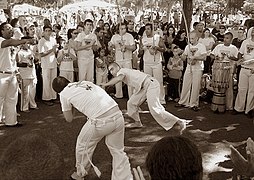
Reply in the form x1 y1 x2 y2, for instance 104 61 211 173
20 79 37 111
144 63 165 104
42 68 57 101
234 68 254 113
75 111 133 180
178 68 203 107
115 61 133 98
78 59 94 82
127 77 179 131
0 74 18 125
60 70 74 82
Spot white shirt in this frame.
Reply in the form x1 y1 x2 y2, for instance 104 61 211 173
60 81 117 118
58 48 75 71
239 38 254 68
0 37 16 72
117 68 149 92
75 31 97 61
109 33 135 62
183 42 207 71
142 34 162 64
18 49 36 79
38 37 57 69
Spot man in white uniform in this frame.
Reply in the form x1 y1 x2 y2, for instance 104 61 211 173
141 23 166 104
233 28 254 118
176 32 207 111
101 62 187 132
109 23 136 98
38 25 58 106
0 22 35 126
52 76 133 180
75 19 98 82
210 32 238 111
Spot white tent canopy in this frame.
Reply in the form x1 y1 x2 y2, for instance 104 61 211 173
59 0 116 12
13 3 42 12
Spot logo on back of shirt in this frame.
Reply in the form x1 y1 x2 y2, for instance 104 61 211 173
246 44 254 54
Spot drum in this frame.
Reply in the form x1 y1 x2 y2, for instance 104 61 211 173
211 60 231 112
211 60 231 93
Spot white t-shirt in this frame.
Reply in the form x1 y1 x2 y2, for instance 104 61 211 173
117 68 149 92
60 81 117 118
239 38 254 68
109 33 135 62
18 49 36 79
211 44 238 61
58 48 75 71
0 37 16 72
183 42 207 71
142 34 162 64
75 31 97 61
38 37 57 69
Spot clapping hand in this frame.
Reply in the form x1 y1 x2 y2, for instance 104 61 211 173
230 137 254 177
133 166 145 180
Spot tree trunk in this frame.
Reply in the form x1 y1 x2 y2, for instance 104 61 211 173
180 0 193 32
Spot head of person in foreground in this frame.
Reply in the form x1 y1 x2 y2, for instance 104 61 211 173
108 62 121 77
52 76 71 93
146 136 203 180
0 133 63 180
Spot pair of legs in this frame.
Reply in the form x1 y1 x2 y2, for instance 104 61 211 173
234 68 254 114
0 74 18 125
74 112 132 180
20 78 37 111
78 59 94 82
42 68 57 101
127 77 185 131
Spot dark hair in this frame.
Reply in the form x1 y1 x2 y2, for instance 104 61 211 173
52 76 70 93
43 25 52 31
84 19 93 26
224 32 233 39
0 133 63 180
201 28 211 38
146 136 203 180
53 24 61 30
10 18 19 28
67 28 75 40
167 25 176 38
145 23 153 30
76 24 84 29
175 29 186 40
0 22 8 37
193 22 199 28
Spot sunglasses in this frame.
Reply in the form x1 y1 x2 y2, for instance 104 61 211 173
73 32 78 34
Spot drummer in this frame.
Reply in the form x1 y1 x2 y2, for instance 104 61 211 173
210 32 238 111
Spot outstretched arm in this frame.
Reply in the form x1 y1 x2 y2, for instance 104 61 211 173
100 74 125 86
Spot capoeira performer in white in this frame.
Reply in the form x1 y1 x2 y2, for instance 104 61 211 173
52 76 133 180
100 62 187 132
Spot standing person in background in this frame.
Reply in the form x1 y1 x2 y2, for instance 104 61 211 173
17 37 38 112
67 28 79 82
75 19 98 82
198 28 216 74
57 40 76 83
173 10 180 30
0 22 35 127
38 25 58 106
243 10 254 31
10 18 23 40
176 32 207 111
109 23 136 99
140 23 166 104
232 28 254 118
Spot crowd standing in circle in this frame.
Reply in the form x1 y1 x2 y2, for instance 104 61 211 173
0 6 253 180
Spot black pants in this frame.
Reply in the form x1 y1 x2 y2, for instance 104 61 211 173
168 77 180 99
